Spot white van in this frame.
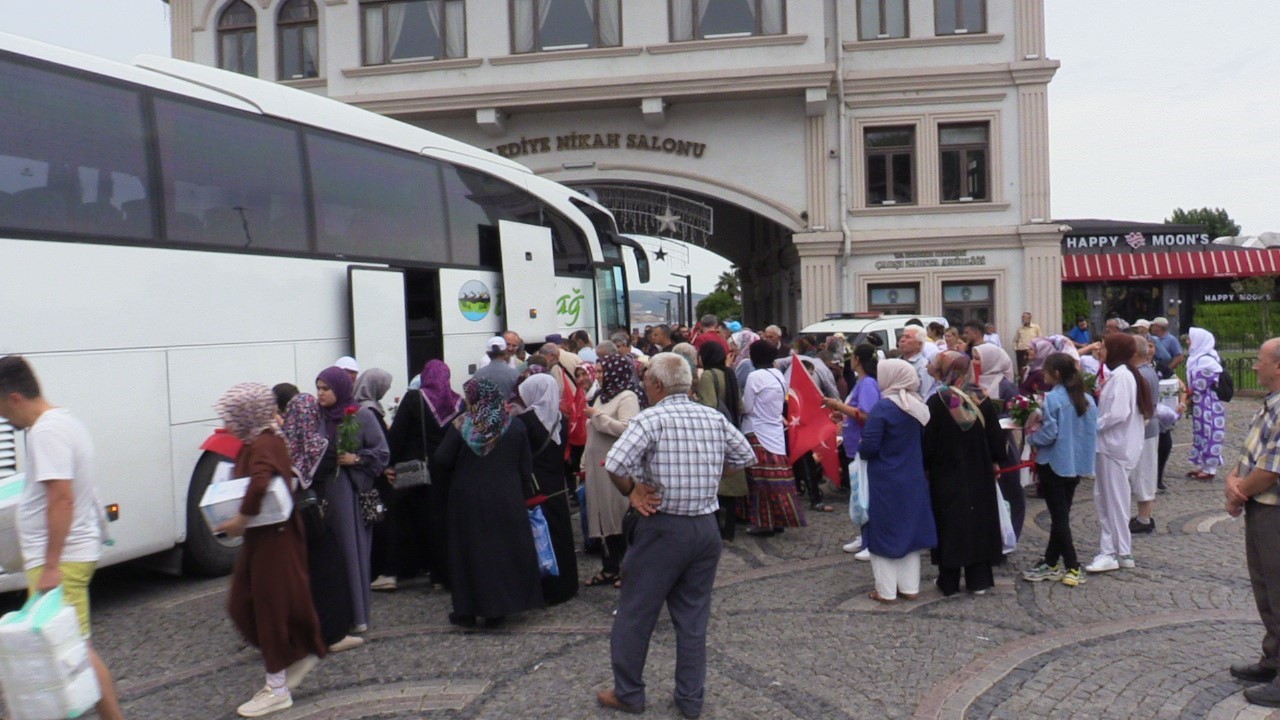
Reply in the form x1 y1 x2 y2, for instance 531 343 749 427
799 313 948 350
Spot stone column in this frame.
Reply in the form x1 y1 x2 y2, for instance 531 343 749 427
170 0 195 61
793 231 844 329
1021 224 1065 334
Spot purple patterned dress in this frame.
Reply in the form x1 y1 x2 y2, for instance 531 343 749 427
1187 366 1225 472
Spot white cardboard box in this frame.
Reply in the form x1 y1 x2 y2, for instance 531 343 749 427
198 475 293 535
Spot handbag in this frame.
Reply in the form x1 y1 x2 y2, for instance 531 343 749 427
358 488 386 526
528 505 559 577
295 485 327 540
392 391 433 489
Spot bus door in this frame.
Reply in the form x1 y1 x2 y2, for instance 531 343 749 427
348 266 411 385
498 219 558 343
403 268 443 383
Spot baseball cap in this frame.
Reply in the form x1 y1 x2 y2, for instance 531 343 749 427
334 356 359 373
545 333 565 345
1134 319 1151 328
725 320 742 332
486 336 506 351
1151 317 1169 326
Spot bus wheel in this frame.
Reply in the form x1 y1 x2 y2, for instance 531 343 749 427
182 451 242 576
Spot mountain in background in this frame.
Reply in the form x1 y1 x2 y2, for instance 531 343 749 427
629 289 708 327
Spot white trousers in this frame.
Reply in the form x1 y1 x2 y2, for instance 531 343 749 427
870 552 921 599
1095 454 1133 558
1128 436 1159 502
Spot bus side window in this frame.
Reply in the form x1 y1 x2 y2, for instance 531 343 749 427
633 247 650 284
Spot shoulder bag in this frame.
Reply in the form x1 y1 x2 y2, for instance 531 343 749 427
392 391 433 489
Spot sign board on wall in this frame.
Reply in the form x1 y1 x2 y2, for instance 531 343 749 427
873 249 988 271
489 131 707 160
1062 231 1211 255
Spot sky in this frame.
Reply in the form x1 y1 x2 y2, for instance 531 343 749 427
1 0 1275 243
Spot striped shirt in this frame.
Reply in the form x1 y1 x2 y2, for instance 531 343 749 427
605 394 755 516
1241 391 1280 505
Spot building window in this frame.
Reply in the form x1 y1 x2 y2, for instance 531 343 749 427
362 0 466 65
939 123 989 203
217 1 258 76
942 281 993 328
934 0 985 35
512 0 620 53
865 126 915 205
858 0 907 40
670 0 785 41
278 0 319 79
868 284 920 315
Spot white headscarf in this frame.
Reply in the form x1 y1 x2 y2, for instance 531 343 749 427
518 373 562 444
1187 327 1223 376
876 358 930 426
973 344 1015 397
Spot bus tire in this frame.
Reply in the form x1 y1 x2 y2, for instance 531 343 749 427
182 451 241 576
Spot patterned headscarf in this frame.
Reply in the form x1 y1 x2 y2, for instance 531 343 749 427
282 393 327 488
1027 336 1056 374
316 365 355 443
214 382 280 443
518 373 562 445
420 360 464 426
933 351 985 431
597 353 640 406
352 368 392 416
459 377 510 456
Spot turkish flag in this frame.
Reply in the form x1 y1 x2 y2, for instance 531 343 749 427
784 354 841 486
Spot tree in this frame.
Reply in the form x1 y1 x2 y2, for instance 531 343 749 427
713 267 741 300
1230 275 1279 339
1165 207 1241 239
696 290 741 322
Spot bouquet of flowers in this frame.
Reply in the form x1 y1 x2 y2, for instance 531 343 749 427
1005 395 1039 427
1082 372 1098 395
337 405 361 454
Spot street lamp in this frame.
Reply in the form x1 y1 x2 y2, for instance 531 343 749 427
668 285 686 326
672 272 693 325
660 298 672 325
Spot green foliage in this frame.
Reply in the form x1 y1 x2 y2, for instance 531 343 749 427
713 267 741 300
1061 285 1090 333
696 290 742 322
1165 207 1241 238
1191 301 1280 347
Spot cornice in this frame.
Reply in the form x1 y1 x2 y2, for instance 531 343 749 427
842 33 1004 52
846 91 1006 109
851 202 1011 217
279 76 327 89
339 64 836 116
341 57 484 78
489 46 644 66
847 225 1026 252
646 33 809 55
844 59 1059 95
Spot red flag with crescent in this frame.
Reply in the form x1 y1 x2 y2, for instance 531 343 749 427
784 353 841 486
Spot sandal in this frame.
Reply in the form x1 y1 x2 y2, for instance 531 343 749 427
811 503 835 512
1189 471 1216 481
868 591 898 605
584 572 620 587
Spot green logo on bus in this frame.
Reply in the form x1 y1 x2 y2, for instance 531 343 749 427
458 280 491 321
557 288 584 326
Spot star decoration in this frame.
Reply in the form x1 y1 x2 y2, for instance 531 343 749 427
653 245 667 261
654 207 681 234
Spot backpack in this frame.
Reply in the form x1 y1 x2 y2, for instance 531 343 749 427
1213 370 1235 402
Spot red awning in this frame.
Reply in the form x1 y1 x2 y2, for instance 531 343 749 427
1062 249 1280 282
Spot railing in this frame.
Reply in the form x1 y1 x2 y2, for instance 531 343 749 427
1223 356 1262 393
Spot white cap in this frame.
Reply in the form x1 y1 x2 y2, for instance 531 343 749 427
1151 317 1170 326
487 336 507 351
334 356 359 372
1134 319 1151 328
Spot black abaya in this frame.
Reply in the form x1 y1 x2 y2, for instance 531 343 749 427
518 413 579 605
308 450 354 645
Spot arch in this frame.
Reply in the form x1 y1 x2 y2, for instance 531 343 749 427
277 0 320 79
217 0 259 76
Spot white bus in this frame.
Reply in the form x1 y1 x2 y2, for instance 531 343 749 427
0 31 639 589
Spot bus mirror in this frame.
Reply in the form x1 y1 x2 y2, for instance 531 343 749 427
633 248 651 284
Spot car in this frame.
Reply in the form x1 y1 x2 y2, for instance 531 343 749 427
799 313 948 350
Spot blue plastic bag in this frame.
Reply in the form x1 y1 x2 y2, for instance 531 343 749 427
529 506 559 577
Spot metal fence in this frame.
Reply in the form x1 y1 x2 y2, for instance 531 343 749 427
1223 356 1261 393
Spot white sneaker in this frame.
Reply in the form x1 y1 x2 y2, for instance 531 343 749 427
285 654 319 690
237 686 292 718
1117 554 1136 569
1084 554 1120 573
328 635 364 653
842 538 862 553
370 575 398 591
855 548 871 561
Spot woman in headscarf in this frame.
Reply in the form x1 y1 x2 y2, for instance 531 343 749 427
354 368 401 593
1084 333 1152 574
581 354 642 587
858 360 936 603
972 344 1016 399
1020 337 1057 395
922 351 1008 596
1186 327 1226 480
732 328 762 390
696 340 746 541
741 339 807 535
516 373 578 604
315 366 389 635
215 383 327 716
672 342 700 391
384 360 464 592
352 369 393 433
281 392 356 652
434 378 543 626
973 343 1025 539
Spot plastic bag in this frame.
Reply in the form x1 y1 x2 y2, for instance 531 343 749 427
847 453 869 528
996 483 1017 555
528 506 559 577
0 587 102 720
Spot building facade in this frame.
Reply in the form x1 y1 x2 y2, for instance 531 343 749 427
168 0 1062 339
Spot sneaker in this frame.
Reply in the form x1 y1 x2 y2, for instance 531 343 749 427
328 635 364 653
285 654 319 690
854 548 871 562
1084 554 1120 573
1061 568 1086 587
842 538 862 553
1021 563 1064 582
370 575 398 591
237 686 292 718
1117 554 1136 569
1128 517 1155 534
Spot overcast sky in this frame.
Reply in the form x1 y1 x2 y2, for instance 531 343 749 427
2 0 1275 240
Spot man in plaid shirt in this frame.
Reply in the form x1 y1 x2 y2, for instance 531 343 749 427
596 353 754 719
1227 338 1280 707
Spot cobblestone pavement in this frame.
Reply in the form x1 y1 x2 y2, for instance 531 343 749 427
6 397 1280 719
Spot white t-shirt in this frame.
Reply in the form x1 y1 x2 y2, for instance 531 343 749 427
17 408 103 571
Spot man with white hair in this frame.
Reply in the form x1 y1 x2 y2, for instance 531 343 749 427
597 353 755 718
762 325 788 354
898 326 937 397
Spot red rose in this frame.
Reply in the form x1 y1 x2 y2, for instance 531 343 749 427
344 405 358 416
